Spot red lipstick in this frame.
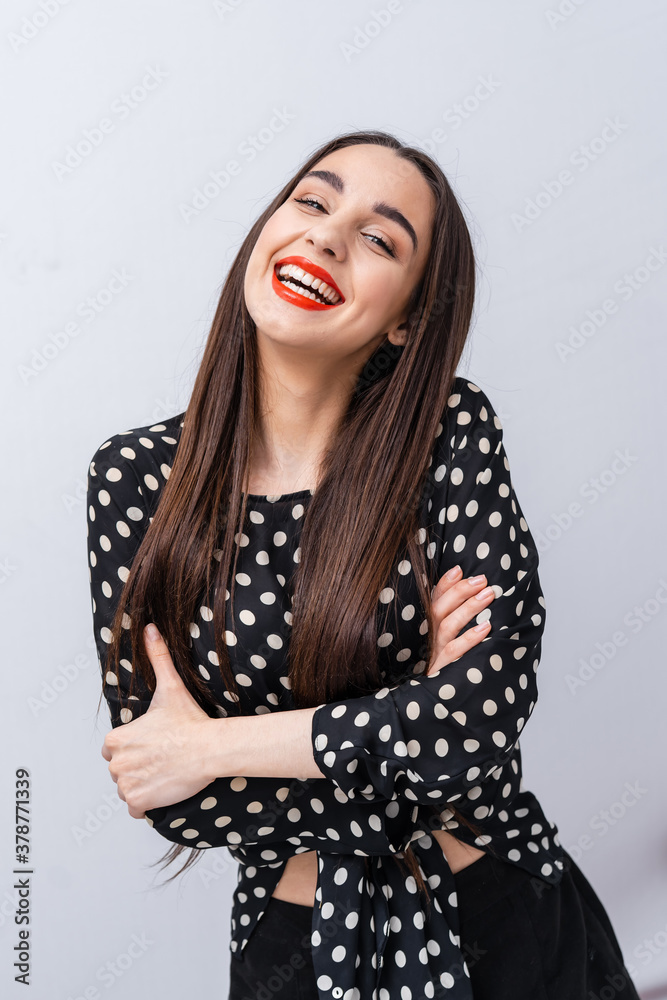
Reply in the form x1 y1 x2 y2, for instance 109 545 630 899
272 255 345 311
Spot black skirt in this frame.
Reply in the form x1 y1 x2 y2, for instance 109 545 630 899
227 849 641 1000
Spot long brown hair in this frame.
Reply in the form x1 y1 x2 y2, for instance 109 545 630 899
97 129 484 908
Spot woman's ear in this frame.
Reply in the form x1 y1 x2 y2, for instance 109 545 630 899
386 319 408 347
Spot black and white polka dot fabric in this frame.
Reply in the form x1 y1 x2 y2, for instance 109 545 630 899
86 377 567 1000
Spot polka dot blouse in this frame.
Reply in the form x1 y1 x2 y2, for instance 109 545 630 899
86 377 567 1000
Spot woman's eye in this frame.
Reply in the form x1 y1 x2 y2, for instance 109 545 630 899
294 196 325 211
364 233 395 257
293 196 396 258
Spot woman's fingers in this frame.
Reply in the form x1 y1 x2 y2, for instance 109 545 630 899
437 583 495 641
432 567 487 608
431 564 463 602
431 572 493 631
427 620 492 676
426 570 496 676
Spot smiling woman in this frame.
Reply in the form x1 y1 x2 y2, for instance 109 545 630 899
240 140 437 424
273 257 344 308
86 130 640 1000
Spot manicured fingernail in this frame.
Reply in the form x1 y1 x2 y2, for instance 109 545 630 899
445 565 461 580
145 624 161 642
474 621 491 632
468 575 485 584
475 586 494 601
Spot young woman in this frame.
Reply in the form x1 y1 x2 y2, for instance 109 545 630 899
87 130 641 999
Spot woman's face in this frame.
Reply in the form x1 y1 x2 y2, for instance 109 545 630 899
244 143 435 381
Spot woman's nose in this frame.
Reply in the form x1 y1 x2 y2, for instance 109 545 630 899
305 226 343 259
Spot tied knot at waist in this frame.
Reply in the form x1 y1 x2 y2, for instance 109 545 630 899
233 822 477 1000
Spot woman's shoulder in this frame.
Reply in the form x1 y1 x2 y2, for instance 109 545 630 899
437 376 502 453
445 375 498 421
88 409 185 462
86 409 186 511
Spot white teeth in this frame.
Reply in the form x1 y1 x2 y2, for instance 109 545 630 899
281 279 328 303
277 263 341 304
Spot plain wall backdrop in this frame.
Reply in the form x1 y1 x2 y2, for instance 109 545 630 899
1 1 666 997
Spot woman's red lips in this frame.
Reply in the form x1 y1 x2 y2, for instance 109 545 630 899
272 255 345 311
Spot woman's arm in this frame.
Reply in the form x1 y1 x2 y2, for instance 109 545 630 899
191 381 544 809
198 705 324 781
306 381 546 806
86 434 409 851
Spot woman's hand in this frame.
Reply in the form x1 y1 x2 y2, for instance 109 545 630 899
100 625 216 819
426 566 496 677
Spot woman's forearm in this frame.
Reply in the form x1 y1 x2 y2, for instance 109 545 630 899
201 707 326 783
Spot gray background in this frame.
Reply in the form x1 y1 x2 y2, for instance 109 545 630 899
1 1 666 997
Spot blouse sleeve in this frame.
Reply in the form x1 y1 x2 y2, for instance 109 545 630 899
86 434 404 851
310 379 546 807
86 434 156 729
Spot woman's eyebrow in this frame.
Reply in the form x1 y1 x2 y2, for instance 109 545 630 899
301 169 418 253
